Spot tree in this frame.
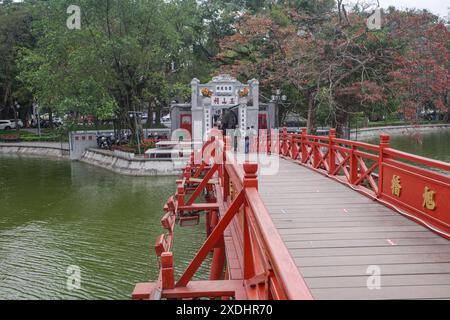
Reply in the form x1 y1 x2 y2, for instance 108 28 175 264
386 11 449 121
18 0 205 137
217 2 450 135
0 0 34 127
217 2 385 134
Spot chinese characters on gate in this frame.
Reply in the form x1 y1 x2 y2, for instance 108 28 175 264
212 96 237 107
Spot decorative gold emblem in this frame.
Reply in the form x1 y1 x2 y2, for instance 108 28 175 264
201 88 213 97
239 87 249 97
422 187 437 211
391 175 402 197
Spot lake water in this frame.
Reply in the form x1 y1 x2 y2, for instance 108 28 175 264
367 130 450 163
0 157 210 300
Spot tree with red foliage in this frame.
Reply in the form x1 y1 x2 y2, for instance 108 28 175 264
217 3 449 136
387 12 449 121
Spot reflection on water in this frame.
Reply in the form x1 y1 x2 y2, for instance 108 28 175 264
0 156 209 300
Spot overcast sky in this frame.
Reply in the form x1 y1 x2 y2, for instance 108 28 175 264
346 0 449 18
7 0 450 18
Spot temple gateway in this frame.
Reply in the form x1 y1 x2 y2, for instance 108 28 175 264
170 75 279 141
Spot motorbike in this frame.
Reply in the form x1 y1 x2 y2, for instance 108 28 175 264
117 131 131 145
97 135 112 150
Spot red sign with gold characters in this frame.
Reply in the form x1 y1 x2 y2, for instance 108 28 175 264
380 157 449 236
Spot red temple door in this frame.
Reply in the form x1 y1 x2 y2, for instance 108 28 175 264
180 114 192 137
259 113 268 130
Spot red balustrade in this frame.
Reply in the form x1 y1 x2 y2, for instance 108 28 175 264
134 127 449 300
277 128 450 238
133 131 312 300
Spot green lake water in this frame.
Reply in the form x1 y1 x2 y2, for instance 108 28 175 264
366 130 450 163
0 157 210 300
0 130 448 300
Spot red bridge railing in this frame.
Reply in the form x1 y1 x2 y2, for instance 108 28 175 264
133 130 312 300
133 127 449 300
278 128 450 238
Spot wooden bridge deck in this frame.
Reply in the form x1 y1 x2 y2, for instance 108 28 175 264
258 157 450 300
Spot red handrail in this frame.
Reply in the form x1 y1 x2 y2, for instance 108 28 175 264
134 132 313 300
277 128 450 238
223 149 312 300
134 127 449 300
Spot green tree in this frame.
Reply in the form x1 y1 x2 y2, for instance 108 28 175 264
218 2 449 135
0 0 34 130
18 0 204 136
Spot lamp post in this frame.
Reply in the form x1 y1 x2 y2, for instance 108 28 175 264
271 89 287 128
13 101 21 136
33 102 41 137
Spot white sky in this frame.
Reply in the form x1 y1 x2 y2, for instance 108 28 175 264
8 0 450 18
346 0 450 18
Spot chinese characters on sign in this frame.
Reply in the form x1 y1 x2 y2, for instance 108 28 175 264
391 175 402 197
212 96 238 107
390 176 438 212
423 187 437 211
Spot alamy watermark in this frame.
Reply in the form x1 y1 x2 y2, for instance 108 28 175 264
367 8 382 30
67 265 81 291
67 5 81 30
366 265 382 290
170 127 281 177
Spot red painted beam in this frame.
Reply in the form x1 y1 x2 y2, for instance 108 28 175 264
162 280 246 299
132 283 157 300
178 203 219 211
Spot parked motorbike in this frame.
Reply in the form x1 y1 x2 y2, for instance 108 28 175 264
117 131 131 145
97 135 112 150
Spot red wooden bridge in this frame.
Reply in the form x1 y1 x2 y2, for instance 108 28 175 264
133 128 450 300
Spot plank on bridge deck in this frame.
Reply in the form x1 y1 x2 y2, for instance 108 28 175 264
259 157 450 300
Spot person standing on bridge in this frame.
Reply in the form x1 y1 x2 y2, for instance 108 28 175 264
234 125 240 152
245 127 250 154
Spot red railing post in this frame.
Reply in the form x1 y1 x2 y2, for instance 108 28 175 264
224 136 231 201
270 129 279 155
313 137 320 168
243 162 259 280
243 162 259 190
290 132 297 160
184 164 192 180
161 252 175 290
328 129 336 175
378 134 391 197
301 128 308 163
259 129 267 155
282 127 288 156
349 144 358 185
177 184 185 207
